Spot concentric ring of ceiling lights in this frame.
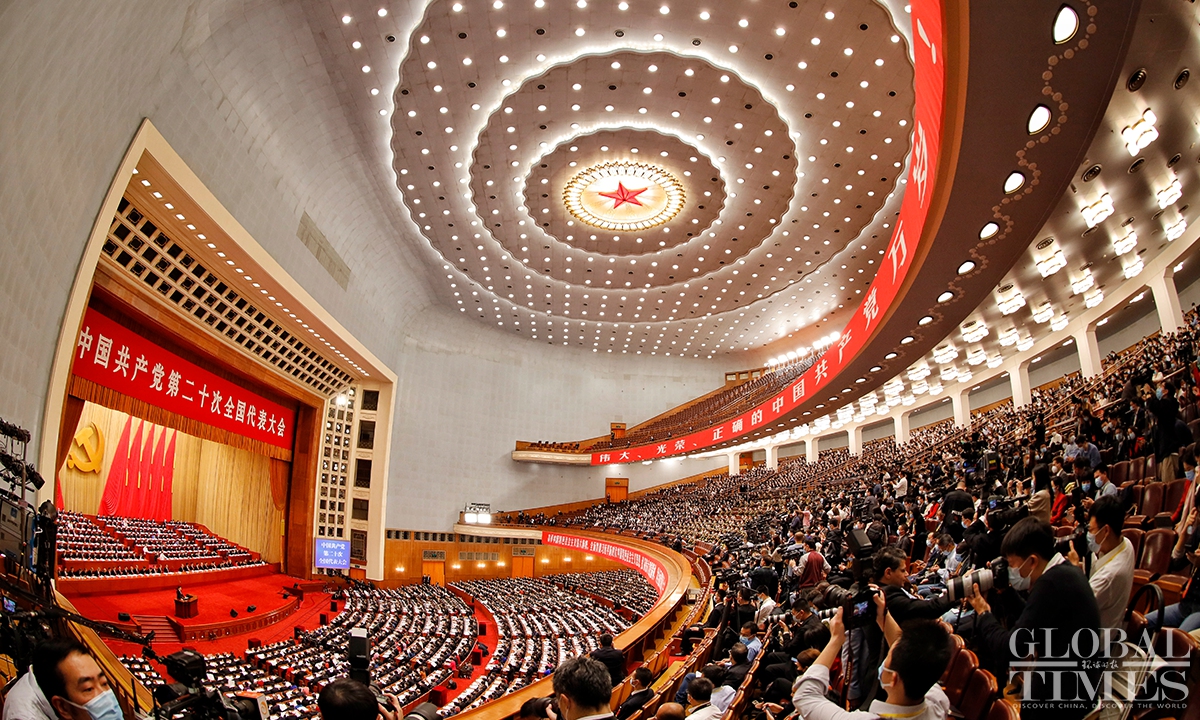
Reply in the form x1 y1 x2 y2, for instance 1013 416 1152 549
563 161 685 232
392 0 915 354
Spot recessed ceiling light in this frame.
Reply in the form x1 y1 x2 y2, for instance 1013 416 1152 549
979 222 999 239
351 40 361 49
659 5 669 14
1027 105 1052 134
884 352 898 359
377 8 387 17
901 336 914 344
825 10 835 18
1003 172 1025 194
869 365 881 372
341 14 351 23
957 261 976 274
918 316 933 326
1053 5 1079 44
937 291 954 303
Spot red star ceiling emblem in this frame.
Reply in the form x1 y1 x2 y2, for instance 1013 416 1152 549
598 182 647 209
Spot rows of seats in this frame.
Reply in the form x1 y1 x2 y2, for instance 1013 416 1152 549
56 514 264 577
169 521 255 563
117 655 165 688
56 511 141 562
439 578 630 715
543 569 658 618
250 583 470 710
57 556 266 579
590 354 820 451
102 516 219 561
496 313 1200 720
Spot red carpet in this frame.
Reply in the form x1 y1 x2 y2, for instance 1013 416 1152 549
69 572 331 661
436 594 499 707
68 573 298 627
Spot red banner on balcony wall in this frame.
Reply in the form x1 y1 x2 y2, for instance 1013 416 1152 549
71 308 295 449
593 0 947 466
542 531 668 595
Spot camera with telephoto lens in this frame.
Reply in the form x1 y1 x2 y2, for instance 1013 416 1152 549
945 556 1010 602
154 650 265 720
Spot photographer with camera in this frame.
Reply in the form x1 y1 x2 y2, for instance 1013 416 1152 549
873 547 955 626
966 517 1101 720
317 679 399 720
792 591 952 720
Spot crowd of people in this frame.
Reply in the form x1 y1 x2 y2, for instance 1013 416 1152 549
499 311 1200 720
591 356 820 452
17 315 1200 720
544 570 658 618
439 577 632 715
54 513 265 579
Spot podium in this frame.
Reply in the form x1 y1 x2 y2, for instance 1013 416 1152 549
175 595 198 618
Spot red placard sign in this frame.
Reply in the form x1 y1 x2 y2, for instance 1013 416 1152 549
71 308 296 449
593 0 947 466
542 531 668 595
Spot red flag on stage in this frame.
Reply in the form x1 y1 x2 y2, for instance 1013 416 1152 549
160 431 177 521
98 417 132 516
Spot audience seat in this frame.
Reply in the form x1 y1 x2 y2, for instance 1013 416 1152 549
1122 528 1145 562
1130 457 1147 482
956 668 998 720
1161 479 1188 521
941 648 978 708
985 699 1019 720
1111 461 1130 487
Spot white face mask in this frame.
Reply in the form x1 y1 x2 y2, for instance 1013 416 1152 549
1008 558 1033 592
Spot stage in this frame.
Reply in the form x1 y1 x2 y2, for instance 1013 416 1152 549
64 570 325 649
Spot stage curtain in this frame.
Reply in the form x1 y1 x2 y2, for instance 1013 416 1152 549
59 402 283 563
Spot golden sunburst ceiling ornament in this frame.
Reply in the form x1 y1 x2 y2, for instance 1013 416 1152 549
562 161 686 232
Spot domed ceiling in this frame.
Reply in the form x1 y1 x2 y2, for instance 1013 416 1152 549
389 0 915 357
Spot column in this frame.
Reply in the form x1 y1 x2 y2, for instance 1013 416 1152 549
1008 359 1032 408
727 451 739 476
765 444 779 470
952 389 970 427
893 411 911 444
806 436 820 464
849 425 863 456
1149 269 1185 335
1073 326 1102 379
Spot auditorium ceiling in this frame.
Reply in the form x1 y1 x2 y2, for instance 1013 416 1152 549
306 0 916 357
205 0 1197 384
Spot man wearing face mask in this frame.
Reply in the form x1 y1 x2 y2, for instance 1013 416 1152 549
1066 495 1135 630
792 593 952 720
32 640 123 720
967 517 1101 720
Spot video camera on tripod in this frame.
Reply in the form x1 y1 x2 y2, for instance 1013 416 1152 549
817 527 879 630
153 650 266 720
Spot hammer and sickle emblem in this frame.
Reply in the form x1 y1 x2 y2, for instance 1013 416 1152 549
67 422 104 474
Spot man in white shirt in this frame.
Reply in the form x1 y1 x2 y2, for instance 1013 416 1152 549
793 591 952 720
754 586 778 629
683 678 722 720
1068 495 1135 630
895 474 908 500
1 667 55 720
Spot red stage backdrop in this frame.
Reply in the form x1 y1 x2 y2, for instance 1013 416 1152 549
541 531 667 595
592 0 947 465
72 308 295 449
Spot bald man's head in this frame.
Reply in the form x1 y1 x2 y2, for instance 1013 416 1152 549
655 702 686 720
